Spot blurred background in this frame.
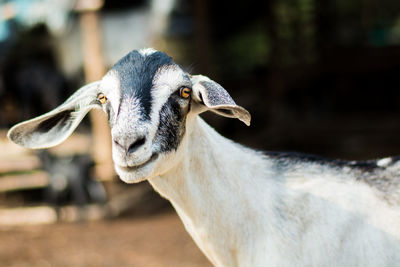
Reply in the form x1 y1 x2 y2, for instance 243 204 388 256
0 0 400 266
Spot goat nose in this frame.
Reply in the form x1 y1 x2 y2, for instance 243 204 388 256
113 136 146 154
128 137 146 153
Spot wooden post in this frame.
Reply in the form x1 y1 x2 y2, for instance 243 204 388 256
193 0 213 75
76 0 114 180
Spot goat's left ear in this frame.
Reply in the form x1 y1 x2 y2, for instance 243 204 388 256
190 75 251 126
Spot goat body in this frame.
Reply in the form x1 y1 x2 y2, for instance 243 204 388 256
7 49 400 266
149 116 400 266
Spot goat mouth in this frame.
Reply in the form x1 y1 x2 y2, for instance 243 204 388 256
118 154 159 172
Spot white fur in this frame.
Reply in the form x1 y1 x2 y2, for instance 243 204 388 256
377 157 392 167
148 116 400 267
138 47 157 56
101 70 122 114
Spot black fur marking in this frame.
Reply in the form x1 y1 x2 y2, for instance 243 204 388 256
111 50 174 120
198 92 205 104
267 151 400 204
265 151 385 172
105 102 115 126
36 110 72 133
154 96 187 153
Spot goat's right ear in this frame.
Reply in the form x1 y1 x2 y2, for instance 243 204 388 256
190 75 251 126
7 81 102 149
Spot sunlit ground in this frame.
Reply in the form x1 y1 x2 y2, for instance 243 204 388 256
0 212 212 267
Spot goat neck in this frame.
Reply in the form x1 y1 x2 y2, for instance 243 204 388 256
148 116 279 266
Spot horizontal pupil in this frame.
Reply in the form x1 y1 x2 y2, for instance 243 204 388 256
181 88 191 97
98 94 107 103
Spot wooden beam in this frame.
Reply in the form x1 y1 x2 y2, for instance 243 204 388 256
0 171 49 192
0 156 40 173
0 204 108 225
78 1 114 180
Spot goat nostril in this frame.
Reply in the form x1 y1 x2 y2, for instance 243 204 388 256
128 137 146 154
114 139 123 148
113 139 121 148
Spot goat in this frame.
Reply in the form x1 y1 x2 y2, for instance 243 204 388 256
7 48 400 266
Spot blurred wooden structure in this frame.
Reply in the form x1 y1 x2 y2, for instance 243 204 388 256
76 0 114 181
0 131 45 192
0 130 89 194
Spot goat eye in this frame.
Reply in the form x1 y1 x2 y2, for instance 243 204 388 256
97 93 107 104
179 87 191 99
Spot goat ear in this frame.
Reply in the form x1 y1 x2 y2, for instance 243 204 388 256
190 75 251 126
7 81 102 149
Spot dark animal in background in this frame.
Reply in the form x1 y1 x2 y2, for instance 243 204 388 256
39 151 107 220
0 25 70 127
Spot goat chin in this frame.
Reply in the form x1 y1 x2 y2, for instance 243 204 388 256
114 162 155 183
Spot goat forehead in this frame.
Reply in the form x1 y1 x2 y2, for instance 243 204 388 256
109 50 175 120
112 96 148 137
118 96 142 122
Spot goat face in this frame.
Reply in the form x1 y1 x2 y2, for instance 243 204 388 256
7 49 251 183
104 49 193 182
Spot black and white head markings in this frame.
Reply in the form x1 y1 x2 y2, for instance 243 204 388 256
7 48 251 183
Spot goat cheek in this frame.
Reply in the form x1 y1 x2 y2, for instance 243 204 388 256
155 100 186 152
105 103 115 126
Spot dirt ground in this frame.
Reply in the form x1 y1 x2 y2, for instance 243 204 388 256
0 211 212 267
